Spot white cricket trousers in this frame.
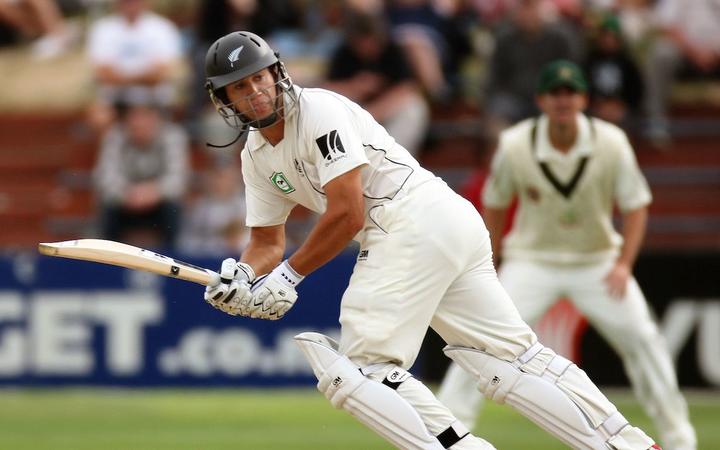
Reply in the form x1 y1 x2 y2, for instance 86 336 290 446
338 179 536 444
439 258 697 450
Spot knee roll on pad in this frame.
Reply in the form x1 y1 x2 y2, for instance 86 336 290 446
294 332 447 449
444 343 656 450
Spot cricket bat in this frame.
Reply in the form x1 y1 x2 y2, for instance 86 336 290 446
38 239 219 286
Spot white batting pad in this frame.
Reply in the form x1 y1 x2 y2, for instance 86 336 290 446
294 332 445 450
444 345 655 450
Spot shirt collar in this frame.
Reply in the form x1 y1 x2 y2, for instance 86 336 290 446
245 130 265 152
535 113 593 161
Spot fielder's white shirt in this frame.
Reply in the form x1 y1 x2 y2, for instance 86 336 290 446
241 86 435 235
484 114 652 264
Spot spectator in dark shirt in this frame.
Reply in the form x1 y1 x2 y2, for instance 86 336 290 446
584 15 643 125
324 12 429 157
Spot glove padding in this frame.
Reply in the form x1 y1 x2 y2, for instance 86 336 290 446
247 260 304 320
204 258 255 316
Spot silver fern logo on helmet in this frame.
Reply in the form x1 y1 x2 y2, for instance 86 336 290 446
228 46 244 67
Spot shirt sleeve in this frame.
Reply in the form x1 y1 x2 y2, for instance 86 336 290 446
614 131 652 212
241 150 296 227
482 140 517 209
303 97 369 187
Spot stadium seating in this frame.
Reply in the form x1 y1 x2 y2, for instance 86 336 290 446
0 103 718 251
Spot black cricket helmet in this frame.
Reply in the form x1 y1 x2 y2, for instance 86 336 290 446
205 31 296 130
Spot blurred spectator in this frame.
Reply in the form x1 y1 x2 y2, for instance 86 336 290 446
93 99 189 248
385 0 473 101
461 0 514 26
545 0 588 61
0 0 74 59
178 163 248 256
86 0 182 134
614 0 655 45
644 0 720 146
484 0 573 139
584 14 643 125
324 12 429 157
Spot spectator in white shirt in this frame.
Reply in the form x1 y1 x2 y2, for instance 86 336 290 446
86 0 182 133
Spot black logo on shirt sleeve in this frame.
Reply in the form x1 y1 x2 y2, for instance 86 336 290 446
316 130 346 160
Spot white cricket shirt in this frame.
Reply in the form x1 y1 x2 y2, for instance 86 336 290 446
241 86 435 233
484 114 652 264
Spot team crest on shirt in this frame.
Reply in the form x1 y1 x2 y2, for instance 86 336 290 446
526 185 541 202
270 172 295 194
316 130 348 167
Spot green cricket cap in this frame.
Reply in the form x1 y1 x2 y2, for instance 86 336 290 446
537 59 588 94
599 14 621 35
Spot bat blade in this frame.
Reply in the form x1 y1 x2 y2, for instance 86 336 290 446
38 239 218 286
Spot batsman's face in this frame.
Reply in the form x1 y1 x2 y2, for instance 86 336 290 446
225 68 279 120
536 88 587 125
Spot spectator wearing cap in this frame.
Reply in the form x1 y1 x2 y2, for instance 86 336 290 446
584 14 644 125
93 98 189 248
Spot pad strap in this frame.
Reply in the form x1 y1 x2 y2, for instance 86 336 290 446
436 421 470 449
382 367 413 390
600 411 628 437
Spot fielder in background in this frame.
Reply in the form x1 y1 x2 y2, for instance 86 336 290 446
201 32 661 450
438 60 696 450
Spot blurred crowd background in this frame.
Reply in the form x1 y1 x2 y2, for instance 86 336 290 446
0 0 718 255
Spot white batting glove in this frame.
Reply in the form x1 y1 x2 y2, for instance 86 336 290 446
204 258 255 316
247 260 304 320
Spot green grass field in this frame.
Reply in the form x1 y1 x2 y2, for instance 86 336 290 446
0 388 717 449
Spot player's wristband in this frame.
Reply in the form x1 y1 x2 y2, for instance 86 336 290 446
276 260 304 287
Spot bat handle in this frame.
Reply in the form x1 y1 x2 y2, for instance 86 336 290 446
207 271 221 287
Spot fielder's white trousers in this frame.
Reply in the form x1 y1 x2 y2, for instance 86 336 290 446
439 258 697 450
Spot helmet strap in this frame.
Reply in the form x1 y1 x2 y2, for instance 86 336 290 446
205 129 246 149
